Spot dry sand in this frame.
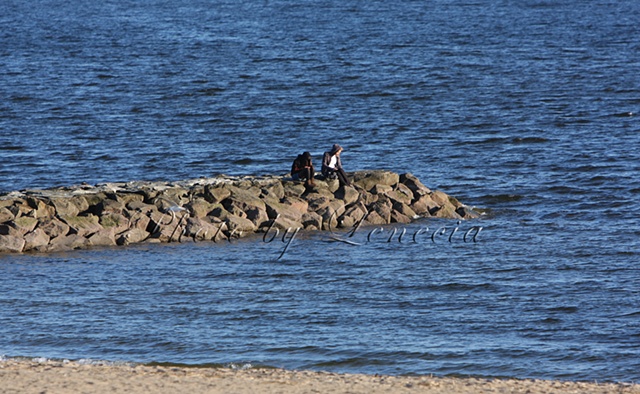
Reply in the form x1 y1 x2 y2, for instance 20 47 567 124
1 359 638 394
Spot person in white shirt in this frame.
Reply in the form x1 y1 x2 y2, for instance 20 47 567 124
321 144 351 187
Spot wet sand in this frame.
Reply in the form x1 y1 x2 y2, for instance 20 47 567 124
1 360 638 394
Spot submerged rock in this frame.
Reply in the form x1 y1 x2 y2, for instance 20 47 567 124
0 170 480 254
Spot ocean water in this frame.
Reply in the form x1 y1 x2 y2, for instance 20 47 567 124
1 0 640 383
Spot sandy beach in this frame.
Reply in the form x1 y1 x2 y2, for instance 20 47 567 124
1 360 638 394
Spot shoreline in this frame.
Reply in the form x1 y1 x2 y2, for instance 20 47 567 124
1 359 638 394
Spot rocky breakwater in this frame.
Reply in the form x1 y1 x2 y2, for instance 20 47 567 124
0 171 479 254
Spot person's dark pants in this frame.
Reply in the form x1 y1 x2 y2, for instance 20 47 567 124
295 168 315 186
336 168 350 186
325 168 350 187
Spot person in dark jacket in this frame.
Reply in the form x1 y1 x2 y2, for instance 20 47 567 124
291 151 315 187
322 144 350 186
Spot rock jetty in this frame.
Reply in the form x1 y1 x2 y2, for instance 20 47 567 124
0 171 479 254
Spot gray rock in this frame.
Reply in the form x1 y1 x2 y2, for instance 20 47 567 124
334 185 360 206
185 198 217 219
117 228 150 246
87 228 117 247
47 234 89 252
225 215 257 234
23 228 51 252
392 201 418 219
0 235 26 253
352 171 400 192
301 212 323 230
99 213 129 234
37 218 71 239
1 217 38 236
317 200 346 230
204 184 232 203
338 203 367 229
49 197 80 217
382 184 414 207
184 218 226 242
59 215 103 238
0 207 15 223
400 173 432 198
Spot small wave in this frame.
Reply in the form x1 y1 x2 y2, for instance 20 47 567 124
353 91 395 98
512 137 549 144
0 145 25 151
232 158 254 165
465 137 509 145
197 87 226 96
434 282 496 292
146 361 243 369
610 111 635 117
92 154 118 161
10 95 34 102
547 306 579 313
613 311 640 318
480 194 524 203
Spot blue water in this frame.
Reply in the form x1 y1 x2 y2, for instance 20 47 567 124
1 0 640 383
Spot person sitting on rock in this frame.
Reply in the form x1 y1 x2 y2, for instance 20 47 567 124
291 151 316 188
322 144 351 187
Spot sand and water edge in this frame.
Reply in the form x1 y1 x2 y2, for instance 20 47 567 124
1 359 638 394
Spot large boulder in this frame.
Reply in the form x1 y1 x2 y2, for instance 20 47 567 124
59 215 103 238
116 228 150 246
245 206 269 228
260 181 285 201
301 212 323 230
1 217 38 236
390 210 413 224
37 218 70 239
87 228 117 247
384 183 414 206
352 171 400 192
305 195 332 212
130 212 153 233
0 235 25 253
153 187 189 211
49 196 89 217
222 186 266 219
185 198 217 219
400 173 431 199
364 210 389 226
265 200 305 223
334 185 360 206
94 198 125 216
392 201 417 220
23 228 51 252
338 203 367 229
316 199 346 230
26 197 56 219
99 213 129 235
204 184 232 203
183 218 226 242
47 234 89 252
0 207 15 223
115 192 145 206
282 181 307 197
225 215 257 234
367 197 393 224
